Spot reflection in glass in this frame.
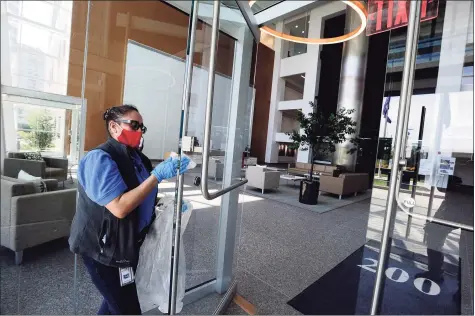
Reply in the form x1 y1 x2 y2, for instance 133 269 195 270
1 0 73 95
372 1 474 313
249 0 284 14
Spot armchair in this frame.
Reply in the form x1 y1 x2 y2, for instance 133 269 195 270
245 166 280 194
0 176 76 264
4 152 68 182
319 173 369 199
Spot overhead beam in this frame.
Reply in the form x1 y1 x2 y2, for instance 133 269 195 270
165 0 248 40
254 1 318 25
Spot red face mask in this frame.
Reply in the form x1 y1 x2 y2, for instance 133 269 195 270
117 127 142 148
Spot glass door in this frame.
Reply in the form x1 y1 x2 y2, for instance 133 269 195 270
369 1 474 314
163 0 259 314
235 1 473 315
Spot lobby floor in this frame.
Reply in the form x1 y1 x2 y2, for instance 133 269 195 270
1 173 472 315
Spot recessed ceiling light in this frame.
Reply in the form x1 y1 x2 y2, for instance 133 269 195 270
295 25 298 28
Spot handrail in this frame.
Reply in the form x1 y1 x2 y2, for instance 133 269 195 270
201 0 248 201
396 197 474 232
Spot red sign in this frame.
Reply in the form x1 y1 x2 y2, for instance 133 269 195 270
366 0 439 36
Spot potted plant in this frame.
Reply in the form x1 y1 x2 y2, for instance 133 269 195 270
286 101 359 205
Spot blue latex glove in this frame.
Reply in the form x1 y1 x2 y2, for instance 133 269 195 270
151 156 190 182
181 201 189 213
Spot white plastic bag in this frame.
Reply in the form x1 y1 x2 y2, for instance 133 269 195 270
136 197 193 313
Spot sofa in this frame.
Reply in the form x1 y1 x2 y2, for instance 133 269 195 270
288 162 341 177
0 176 77 264
4 152 68 182
319 173 369 199
245 166 281 194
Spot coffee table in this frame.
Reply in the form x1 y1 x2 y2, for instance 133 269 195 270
280 174 305 187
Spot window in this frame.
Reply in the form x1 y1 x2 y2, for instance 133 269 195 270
282 15 310 58
6 1 21 15
282 73 305 101
280 110 300 133
12 103 65 155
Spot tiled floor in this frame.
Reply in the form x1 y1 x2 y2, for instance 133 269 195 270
1 174 473 315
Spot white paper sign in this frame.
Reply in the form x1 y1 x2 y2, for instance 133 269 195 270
418 158 432 175
419 155 452 189
438 156 456 176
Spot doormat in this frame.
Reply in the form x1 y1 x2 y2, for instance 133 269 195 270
288 243 460 315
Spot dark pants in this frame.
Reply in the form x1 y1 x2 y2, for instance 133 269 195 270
82 255 142 315
425 222 452 277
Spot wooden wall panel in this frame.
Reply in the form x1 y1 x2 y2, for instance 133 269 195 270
250 43 275 164
67 1 235 150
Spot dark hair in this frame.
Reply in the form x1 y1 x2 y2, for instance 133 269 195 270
103 104 139 135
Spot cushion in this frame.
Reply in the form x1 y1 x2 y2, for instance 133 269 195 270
7 152 26 159
295 162 310 169
45 167 65 177
23 152 43 161
332 169 342 177
1 175 37 196
17 170 46 193
313 165 326 172
324 166 338 173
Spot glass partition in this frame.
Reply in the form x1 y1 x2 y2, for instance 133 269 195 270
372 1 474 313
168 0 258 313
282 14 309 58
74 0 196 313
1 0 260 314
282 73 305 101
0 1 86 314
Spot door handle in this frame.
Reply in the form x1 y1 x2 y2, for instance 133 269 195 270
396 193 474 231
201 0 247 201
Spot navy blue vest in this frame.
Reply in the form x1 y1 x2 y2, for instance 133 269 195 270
69 138 153 268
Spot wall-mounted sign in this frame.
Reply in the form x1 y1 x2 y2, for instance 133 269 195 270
366 0 439 36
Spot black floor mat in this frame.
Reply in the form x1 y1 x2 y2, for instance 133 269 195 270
288 243 460 315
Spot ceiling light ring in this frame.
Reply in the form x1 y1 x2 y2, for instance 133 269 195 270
252 1 367 45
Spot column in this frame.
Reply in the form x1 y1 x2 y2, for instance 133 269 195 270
296 5 328 163
265 22 284 163
334 6 369 171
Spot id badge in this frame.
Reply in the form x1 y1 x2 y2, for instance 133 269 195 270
119 267 135 287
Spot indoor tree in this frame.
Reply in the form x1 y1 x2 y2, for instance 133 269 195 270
286 100 360 179
18 109 56 151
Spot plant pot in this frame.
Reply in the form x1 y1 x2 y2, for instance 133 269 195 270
299 179 320 205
